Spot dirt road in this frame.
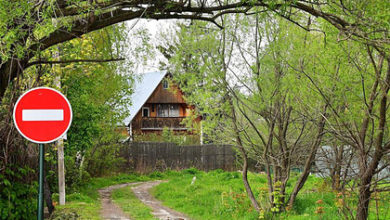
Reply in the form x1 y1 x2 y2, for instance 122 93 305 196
99 181 188 220
131 180 188 220
99 182 138 220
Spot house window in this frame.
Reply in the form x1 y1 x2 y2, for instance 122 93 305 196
157 104 169 117
157 104 179 117
142 107 150 117
169 104 179 117
162 80 169 89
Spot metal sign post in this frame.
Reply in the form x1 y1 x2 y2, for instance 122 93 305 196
38 144 44 220
13 87 72 220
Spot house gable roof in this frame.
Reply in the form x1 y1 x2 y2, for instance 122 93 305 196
124 71 167 126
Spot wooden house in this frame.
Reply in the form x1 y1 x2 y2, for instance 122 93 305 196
123 71 200 140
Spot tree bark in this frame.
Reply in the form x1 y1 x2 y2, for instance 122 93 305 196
356 175 372 220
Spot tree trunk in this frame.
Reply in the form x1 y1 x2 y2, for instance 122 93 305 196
332 145 343 191
356 176 372 220
0 60 15 99
356 60 390 219
240 147 260 212
356 146 384 220
0 57 28 101
44 175 54 215
288 109 326 208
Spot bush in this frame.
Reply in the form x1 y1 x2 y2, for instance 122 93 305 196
183 167 200 175
149 171 165 178
0 168 37 220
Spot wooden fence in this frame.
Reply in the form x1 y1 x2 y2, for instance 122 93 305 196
120 142 237 173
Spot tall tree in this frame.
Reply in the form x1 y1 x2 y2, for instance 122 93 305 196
161 5 390 217
1 1 388 102
159 15 327 215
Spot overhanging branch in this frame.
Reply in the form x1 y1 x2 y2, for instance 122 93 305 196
26 58 125 68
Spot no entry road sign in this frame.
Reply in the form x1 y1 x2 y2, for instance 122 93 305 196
13 87 72 143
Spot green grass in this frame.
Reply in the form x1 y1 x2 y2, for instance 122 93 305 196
50 169 390 220
151 169 390 220
151 169 259 220
112 185 156 220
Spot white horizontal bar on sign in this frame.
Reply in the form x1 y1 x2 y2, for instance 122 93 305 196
22 109 64 121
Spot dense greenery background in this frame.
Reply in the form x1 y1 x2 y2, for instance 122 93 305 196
1 1 389 220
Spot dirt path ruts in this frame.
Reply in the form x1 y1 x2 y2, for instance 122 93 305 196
99 182 138 220
131 180 188 220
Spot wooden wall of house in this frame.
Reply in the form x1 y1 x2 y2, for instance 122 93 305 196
131 111 142 132
130 78 200 135
147 82 186 103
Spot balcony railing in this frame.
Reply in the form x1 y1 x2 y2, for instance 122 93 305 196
140 117 188 130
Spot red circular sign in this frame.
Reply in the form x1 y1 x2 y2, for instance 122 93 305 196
13 87 72 143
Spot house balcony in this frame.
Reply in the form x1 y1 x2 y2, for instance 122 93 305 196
141 117 188 131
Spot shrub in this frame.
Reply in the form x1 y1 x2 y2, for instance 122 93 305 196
183 167 200 175
0 168 37 220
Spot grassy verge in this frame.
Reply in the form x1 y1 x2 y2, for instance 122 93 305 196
50 173 152 219
111 185 156 220
151 169 390 220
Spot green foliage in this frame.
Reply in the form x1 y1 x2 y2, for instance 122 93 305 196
271 181 284 213
159 10 390 218
0 167 36 220
2 1 390 219
62 33 132 153
160 21 236 144
160 15 330 214
183 167 201 175
53 26 133 186
0 24 133 219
